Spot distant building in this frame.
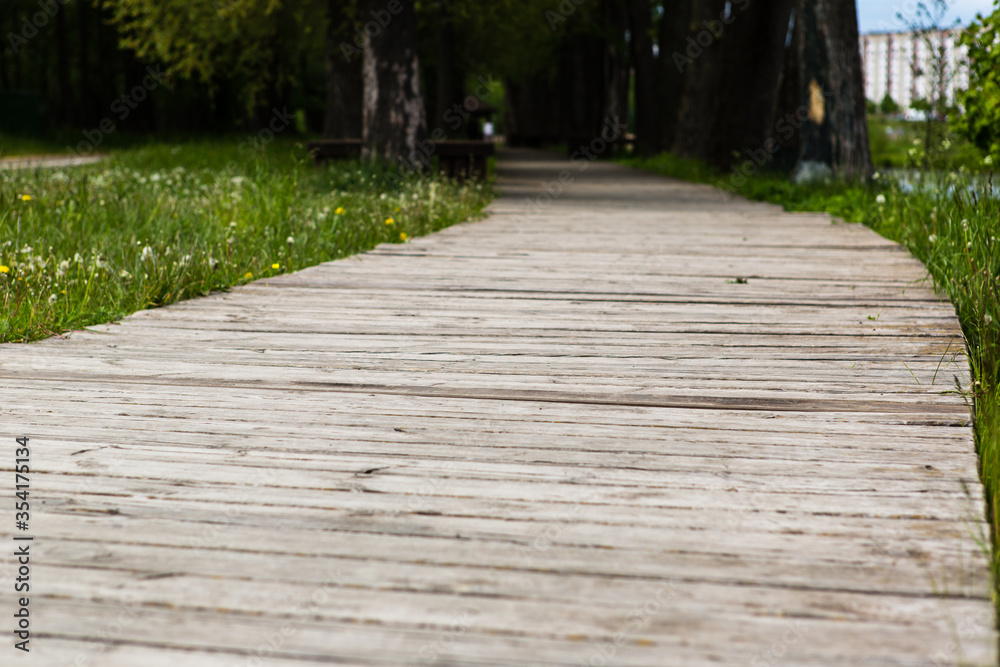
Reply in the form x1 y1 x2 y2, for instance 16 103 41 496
860 29 969 112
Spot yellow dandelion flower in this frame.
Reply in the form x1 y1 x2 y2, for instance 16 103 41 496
19 194 32 202
0 265 9 274
399 232 408 241
271 263 280 269
385 217 394 225
244 271 253 279
335 207 346 215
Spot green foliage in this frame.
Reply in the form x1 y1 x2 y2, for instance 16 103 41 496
954 2 1000 159
866 116 986 170
99 0 324 112
427 0 605 83
878 93 900 114
0 139 491 342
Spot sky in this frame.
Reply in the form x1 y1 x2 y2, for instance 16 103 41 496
857 0 997 32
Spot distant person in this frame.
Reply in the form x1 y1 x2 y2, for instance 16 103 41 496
483 121 494 141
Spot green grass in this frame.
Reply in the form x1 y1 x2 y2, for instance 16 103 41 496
0 138 492 342
624 152 1000 588
0 132 71 159
868 115 988 171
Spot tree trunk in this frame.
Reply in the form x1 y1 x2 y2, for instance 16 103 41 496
657 0 694 151
505 74 561 147
793 0 872 179
603 0 630 153
78 0 93 127
56 4 72 127
432 5 464 136
323 0 363 139
324 0 363 138
671 0 727 160
560 32 606 154
705 0 794 168
361 0 427 168
626 0 659 155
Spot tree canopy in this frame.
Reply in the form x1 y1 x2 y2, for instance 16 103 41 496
1 0 873 178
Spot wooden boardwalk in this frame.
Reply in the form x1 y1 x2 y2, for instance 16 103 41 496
2 149 996 666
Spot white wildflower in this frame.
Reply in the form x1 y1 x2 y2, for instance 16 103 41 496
875 194 886 204
140 245 155 262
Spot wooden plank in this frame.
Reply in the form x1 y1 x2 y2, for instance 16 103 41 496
0 148 995 665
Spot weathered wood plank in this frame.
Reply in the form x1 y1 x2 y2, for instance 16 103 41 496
0 149 994 665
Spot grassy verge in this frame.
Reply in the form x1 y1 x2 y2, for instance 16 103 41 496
624 152 1000 584
867 115 986 170
0 133 71 159
0 139 492 342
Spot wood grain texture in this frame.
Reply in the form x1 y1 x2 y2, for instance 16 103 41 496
1 149 995 666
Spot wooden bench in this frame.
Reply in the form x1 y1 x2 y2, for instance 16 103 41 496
435 140 494 181
308 139 493 181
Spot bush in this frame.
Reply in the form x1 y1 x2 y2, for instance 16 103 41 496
954 5 1000 159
